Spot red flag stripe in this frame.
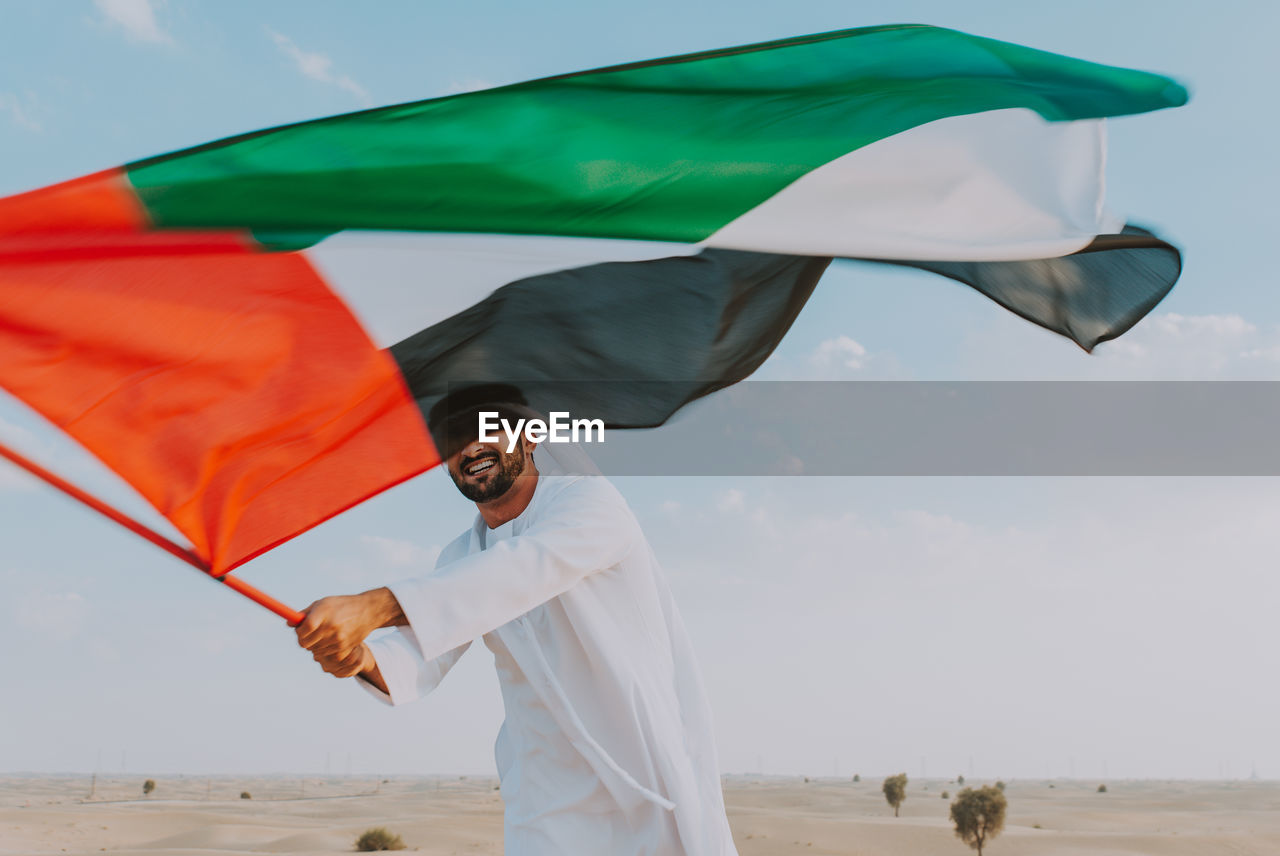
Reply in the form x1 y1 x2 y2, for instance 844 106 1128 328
0 170 437 573
0 169 148 236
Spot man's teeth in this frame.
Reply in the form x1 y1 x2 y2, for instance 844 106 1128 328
467 458 496 475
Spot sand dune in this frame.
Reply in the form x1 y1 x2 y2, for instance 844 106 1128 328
3 774 1278 855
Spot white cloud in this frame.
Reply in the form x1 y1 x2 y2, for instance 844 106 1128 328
93 0 171 44
1089 312 1272 378
770 455 806 476
361 535 441 568
758 333 903 380
810 335 868 372
954 310 1280 380
1146 312 1256 339
716 489 746 514
773 311 1280 382
0 92 41 132
267 29 370 104
1241 345 1280 362
659 500 682 514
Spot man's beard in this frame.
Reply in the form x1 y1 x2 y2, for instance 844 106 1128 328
449 443 527 502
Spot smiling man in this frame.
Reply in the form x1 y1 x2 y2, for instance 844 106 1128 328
295 384 738 855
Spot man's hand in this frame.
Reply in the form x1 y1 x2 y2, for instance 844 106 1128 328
295 588 406 660
308 641 390 695
311 642 374 678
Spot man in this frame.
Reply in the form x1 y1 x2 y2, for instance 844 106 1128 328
296 385 738 855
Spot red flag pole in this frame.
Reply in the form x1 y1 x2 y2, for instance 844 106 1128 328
0 442 305 626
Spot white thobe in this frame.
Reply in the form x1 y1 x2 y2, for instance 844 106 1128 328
359 473 738 856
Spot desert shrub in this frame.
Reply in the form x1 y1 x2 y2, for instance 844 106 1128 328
1097 783 1107 793
852 774 860 783
941 791 950 799
994 780 1006 792
882 773 908 817
142 779 155 796
957 774 965 785
950 785 1007 856
355 827 405 852
240 791 252 800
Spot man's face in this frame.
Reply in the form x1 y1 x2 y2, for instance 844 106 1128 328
446 433 529 503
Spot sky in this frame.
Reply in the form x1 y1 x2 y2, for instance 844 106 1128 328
2 0 1279 782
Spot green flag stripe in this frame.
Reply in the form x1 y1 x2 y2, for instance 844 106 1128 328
126 24 1186 243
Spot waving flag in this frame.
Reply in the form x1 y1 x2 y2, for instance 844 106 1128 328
0 24 1186 597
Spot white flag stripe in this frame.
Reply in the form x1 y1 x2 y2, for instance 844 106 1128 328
706 108 1123 261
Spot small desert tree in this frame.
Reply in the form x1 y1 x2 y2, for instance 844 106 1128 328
882 773 908 817
950 785 1007 856
957 774 965 785
142 779 155 796
852 774 860 783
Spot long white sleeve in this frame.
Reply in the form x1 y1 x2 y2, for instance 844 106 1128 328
358 627 471 706
389 478 640 663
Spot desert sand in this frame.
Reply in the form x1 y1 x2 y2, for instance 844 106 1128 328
3 774 1279 855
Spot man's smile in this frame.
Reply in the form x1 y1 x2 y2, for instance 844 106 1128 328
462 452 499 478
446 436 528 503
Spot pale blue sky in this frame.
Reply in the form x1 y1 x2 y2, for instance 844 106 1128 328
3 1 1280 780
